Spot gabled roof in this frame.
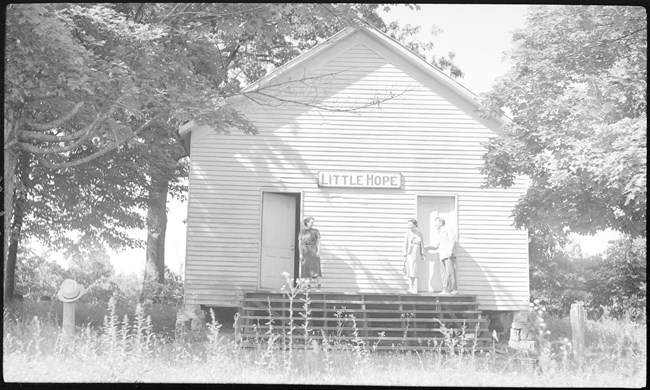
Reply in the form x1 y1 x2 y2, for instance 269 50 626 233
180 23 507 150
241 23 482 108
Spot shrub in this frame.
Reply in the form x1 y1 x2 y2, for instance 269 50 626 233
585 237 647 321
15 248 66 300
140 267 184 306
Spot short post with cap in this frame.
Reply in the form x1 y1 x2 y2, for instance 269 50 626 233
57 279 85 339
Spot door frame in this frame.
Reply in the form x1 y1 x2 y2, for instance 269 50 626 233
257 190 303 290
415 193 459 240
415 193 459 292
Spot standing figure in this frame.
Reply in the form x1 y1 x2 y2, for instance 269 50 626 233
431 217 457 294
403 218 425 294
299 216 322 290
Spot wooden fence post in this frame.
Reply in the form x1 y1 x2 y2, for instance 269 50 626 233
570 302 586 365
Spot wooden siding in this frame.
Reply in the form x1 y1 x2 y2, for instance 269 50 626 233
184 36 529 311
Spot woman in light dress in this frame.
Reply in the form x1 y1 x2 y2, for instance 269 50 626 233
403 218 425 294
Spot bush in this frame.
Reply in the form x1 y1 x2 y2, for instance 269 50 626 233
585 237 646 321
15 248 66 300
529 231 594 316
140 267 184 306
529 230 647 322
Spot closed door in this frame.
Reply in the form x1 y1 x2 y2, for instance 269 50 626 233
260 193 297 290
417 196 457 292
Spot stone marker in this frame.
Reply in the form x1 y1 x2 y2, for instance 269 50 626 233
57 279 86 339
509 310 538 351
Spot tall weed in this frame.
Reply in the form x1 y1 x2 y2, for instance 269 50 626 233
3 288 646 385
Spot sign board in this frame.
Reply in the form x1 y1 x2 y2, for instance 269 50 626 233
318 171 402 188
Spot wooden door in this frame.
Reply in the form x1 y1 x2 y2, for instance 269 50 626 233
260 193 297 290
417 196 457 292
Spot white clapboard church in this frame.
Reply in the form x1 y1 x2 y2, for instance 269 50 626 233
178 24 529 347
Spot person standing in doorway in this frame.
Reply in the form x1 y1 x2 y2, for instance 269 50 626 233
431 217 457 294
403 218 425 294
299 216 322 291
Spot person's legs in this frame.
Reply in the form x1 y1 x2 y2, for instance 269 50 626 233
449 257 458 293
408 277 416 293
441 258 451 293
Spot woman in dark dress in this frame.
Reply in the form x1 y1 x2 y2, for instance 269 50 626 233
299 216 322 290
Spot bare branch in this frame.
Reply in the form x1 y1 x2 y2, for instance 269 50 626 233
25 102 84 131
244 68 353 93
243 87 409 113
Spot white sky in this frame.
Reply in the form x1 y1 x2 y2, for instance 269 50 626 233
109 4 618 276
379 4 532 94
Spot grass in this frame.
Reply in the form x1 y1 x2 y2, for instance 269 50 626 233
3 291 647 386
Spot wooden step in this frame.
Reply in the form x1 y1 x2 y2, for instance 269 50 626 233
238 291 489 351
237 327 487 337
242 301 478 307
237 334 493 348
240 315 487 323
241 307 482 315
245 292 476 298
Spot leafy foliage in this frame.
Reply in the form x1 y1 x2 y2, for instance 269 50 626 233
586 237 647 320
479 5 647 237
528 226 595 316
529 229 646 321
140 267 185 306
14 241 184 306
383 21 464 78
14 248 66 300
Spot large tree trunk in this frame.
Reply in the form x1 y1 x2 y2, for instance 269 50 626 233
6 167 28 300
3 151 27 304
3 108 20 304
3 151 18 304
141 174 169 301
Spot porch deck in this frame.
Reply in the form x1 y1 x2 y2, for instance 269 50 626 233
236 290 492 351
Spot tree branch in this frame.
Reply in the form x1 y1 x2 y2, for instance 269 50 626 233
159 3 192 24
20 126 90 143
171 5 271 20
19 124 98 155
24 102 84 131
36 114 163 170
243 87 408 113
22 92 59 103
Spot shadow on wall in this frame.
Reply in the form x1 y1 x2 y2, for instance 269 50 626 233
322 242 412 294
461 247 527 312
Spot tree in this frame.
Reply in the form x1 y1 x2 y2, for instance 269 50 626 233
586 236 647 320
63 238 122 304
4 3 174 302
528 226 598 316
478 5 646 238
15 247 66 300
383 22 464 79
